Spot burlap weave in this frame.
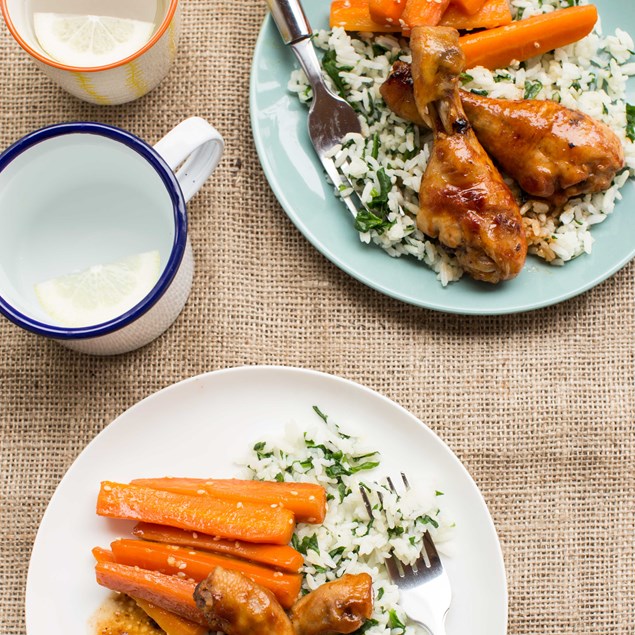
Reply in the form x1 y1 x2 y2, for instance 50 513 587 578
0 1 634 633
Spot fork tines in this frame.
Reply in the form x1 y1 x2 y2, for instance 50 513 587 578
359 476 451 631
359 475 439 576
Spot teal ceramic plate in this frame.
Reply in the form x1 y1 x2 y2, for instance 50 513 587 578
250 2 634 315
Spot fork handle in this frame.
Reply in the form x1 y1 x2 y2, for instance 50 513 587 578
402 596 448 635
421 620 447 635
411 615 447 635
266 0 312 44
290 38 331 95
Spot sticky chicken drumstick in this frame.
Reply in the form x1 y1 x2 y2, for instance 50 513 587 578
381 61 625 204
194 568 374 635
411 27 527 283
460 91 625 203
290 573 374 635
194 567 295 635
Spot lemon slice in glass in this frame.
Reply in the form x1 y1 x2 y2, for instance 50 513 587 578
33 13 155 67
35 251 161 328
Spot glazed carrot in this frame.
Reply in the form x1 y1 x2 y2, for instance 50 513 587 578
95 561 205 625
131 477 327 524
133 597 208 635
459 4 598 70
369 0 406 27
401 0 451 28
330 0 401 32
441 0 511 30
96 482 296 545
330 0 510 32
110 539 302 609
95 545 205 633
133 522 304 573
92 546 116 563
450 0 487 16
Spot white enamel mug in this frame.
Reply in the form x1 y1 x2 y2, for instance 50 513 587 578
0 117 224 355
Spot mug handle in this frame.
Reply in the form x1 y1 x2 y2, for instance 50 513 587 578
154 117 225 203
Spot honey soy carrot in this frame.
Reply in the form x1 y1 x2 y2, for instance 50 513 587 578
92 547 207 634
110 539 302 609
401 0 451 29
96 481 296 545
459 4 598 70
450 0 487 16
95 561 205 625
441 0 511 31
133 598 208 635
330 0 401 32
330 0 509 33
92 546 116 563
130 477 327 524
133 522 304 573
369 0 407 27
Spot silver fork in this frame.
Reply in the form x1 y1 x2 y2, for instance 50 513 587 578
266 0 364 219
360 475 452 635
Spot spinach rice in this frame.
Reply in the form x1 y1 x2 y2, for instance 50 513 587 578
289 0 635 285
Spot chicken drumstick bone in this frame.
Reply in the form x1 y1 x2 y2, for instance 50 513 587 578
410 26 527 283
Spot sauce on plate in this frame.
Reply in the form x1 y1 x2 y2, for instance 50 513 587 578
91 593 164 635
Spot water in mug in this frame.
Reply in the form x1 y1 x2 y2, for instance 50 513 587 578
0 135 175 327
30 0 168 67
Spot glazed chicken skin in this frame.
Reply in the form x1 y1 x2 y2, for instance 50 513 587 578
381 61 625 204
194 567 295 635
411 27 527 283
194 568 373 635
381 60 427 127
290 573 374 635
459 92 625 203
409 24 465 127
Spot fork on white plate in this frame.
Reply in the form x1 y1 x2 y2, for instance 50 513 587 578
360 474 452 635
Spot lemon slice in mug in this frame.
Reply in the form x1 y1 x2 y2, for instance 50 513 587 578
35 251 161 328
33 13 155 68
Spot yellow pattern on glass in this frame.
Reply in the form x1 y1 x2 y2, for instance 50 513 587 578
168 19 177 62
125 61 148 98
74 72 110 104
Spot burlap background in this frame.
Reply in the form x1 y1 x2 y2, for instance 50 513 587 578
1 1 634 633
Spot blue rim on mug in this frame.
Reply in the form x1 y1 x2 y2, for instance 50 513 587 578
0 122 188 340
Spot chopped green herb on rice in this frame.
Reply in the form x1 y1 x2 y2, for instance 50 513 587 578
288 0 635 285
241 407 453 634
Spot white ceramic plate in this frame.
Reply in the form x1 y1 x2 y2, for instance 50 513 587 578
26 366 507 634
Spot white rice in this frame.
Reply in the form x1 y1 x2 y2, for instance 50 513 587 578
288 0 635 284
241 407 453 634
